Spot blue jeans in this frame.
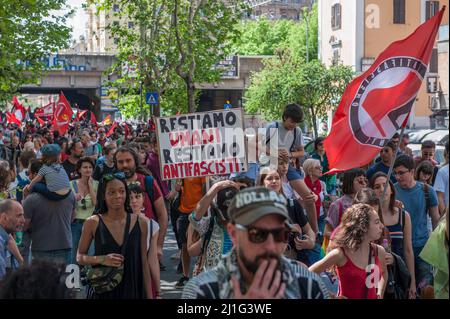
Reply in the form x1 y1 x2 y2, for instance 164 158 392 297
71 219 94 264
32 182 70 201
32 249 72 265
413 246 433 291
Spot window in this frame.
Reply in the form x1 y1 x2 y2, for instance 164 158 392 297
429 48 438 73
393 0 405 24
331 3 342 30
113 4 120 12
128 22 134 29
426 1 440 20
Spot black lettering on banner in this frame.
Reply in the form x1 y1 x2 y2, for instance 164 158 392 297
213 112 224 127
159 118 170 133
163 149 172 163
225 111 237 126
178 116 188 130
202 114 212 128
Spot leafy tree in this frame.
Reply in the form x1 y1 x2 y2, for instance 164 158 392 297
0 0 72 107
244 49 353 137
90 0 248 117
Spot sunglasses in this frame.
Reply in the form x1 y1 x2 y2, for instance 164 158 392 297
102 172 126 181
81 197 87 210
235 224 290 244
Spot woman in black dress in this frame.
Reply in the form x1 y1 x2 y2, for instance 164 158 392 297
77 172 152 299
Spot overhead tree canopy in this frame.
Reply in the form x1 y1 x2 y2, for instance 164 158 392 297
0 0 72 107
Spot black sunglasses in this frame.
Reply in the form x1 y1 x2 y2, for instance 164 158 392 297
81 197 87 210
102 172 126 181
235 224 290 244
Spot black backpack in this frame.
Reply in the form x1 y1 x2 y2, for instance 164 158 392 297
384 252 412 299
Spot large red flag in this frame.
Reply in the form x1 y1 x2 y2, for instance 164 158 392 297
53 92 73 135
35 115 45 126
6 112 21 126
324 8 445 174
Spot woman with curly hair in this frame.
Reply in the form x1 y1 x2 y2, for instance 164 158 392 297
309 203 388 299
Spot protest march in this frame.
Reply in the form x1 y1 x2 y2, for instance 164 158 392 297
0 4 448 304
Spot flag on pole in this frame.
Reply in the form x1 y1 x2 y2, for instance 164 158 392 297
35 115 45 126
102 114 112 125
12 96 26 121
75 110 89 122
324 7 445 174
6 112 21 126
90 112 98 127
106 122 118 137
53 92 73 135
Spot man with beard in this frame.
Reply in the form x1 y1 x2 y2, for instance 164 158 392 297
63 139 84 180
114 146 168 260
182 187 329 299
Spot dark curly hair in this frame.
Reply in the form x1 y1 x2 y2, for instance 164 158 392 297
334 203 377 251
0 260 73 299
95 174 132 215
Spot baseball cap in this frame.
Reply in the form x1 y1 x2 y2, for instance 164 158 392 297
41 143 61 157
227 187 292 227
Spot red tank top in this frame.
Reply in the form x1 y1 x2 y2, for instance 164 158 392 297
336 245 382 299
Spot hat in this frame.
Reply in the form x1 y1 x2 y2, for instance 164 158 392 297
216 187 240 220
227 187 291 227
41 144 61 157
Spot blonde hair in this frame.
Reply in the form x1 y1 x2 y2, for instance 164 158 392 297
302 158 321 178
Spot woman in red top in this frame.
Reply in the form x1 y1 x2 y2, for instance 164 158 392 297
309 203 388 299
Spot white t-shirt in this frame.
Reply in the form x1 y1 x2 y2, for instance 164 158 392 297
433 164 449 207
146 219 160 252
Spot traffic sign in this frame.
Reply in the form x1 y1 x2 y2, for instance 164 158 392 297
146 92 159 105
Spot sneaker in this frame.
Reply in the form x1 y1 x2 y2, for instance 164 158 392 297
175 276 189 289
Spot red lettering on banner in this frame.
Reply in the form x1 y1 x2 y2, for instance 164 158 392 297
193 162 201 176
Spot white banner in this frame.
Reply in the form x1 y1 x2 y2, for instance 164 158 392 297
156 108 248 180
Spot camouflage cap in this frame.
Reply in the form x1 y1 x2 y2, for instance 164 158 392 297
227 186 291 227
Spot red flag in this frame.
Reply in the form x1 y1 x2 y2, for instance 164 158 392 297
90 112 98 127
53 92 73 135
75 110 88 122
324 8 445 174
124 123 131 138
35 115 45 126
106 122 118 137
12 96 26 121
6 112 21 126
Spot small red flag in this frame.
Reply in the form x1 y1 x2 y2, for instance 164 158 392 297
106 122 118 137
124 123 131 138
53 92 73 135
90 112 98 127
324 7 445 174
12 96 26 121
35 115 45 126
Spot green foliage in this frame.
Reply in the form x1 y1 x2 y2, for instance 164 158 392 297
232 4 318 61
244 50 353 137
91 0 248 117
0 0 72 106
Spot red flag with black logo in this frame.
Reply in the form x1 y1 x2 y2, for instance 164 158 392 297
53 92 73 135
12 96 26 121
324 7 445 174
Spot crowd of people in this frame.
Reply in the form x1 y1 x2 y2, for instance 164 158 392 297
0 104 448 300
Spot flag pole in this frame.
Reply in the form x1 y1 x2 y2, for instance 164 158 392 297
379 111 411 209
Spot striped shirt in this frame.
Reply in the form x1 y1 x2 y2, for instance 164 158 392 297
38 163 71 193
182 249 329 299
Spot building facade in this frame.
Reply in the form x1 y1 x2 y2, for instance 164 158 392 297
318 0 449 128
246 0 313 20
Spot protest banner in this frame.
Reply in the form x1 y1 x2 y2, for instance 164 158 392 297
156 108 248 180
